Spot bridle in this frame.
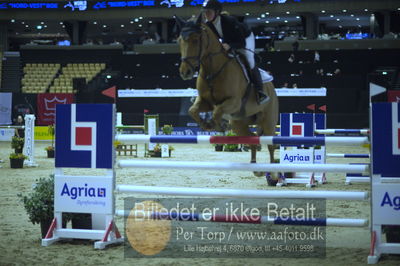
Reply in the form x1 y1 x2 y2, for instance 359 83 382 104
180 25 230 82
180 27 207 75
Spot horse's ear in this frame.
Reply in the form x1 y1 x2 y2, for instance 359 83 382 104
174 15 185 33
195 14 203 25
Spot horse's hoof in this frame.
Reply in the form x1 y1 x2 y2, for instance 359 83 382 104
220 119 229 131
200 121 214 131
266 172 278 186
253 171 265 177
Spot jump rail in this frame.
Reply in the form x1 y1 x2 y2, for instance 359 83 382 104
114 210 368 227
117 160 369 174
116 185 369 200
116 134 369 146
327 153 370 159
116 125 144 129
0 125 25 129
315 129 370 135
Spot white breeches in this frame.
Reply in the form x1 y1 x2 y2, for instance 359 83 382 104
238 32 255 69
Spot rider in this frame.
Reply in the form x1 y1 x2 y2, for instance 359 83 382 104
202 0 269 105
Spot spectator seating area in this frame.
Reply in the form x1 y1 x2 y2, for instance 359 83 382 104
49 63 106 93
20 62 106 94
113 54 192 90
259 50 371 89
21 63 60 93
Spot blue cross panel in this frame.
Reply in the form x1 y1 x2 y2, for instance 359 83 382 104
280 113 314 147
314 114 326 136
55 104 114 169
372 103 400 177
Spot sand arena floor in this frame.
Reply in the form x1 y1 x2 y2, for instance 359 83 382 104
0 141 399 265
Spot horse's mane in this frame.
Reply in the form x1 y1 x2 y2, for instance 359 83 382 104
200 23 228 56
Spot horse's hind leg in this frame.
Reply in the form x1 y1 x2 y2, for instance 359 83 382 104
231 120 263 177
259 94 280 185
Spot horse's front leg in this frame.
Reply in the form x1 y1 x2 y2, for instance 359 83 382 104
188 97 214 130
212 97 241 132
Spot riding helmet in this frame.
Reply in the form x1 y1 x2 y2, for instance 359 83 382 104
202 0 222 13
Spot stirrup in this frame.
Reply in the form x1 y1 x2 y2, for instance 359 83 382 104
258 93 270 105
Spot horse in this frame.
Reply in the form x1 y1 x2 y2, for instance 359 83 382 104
175 16 279 183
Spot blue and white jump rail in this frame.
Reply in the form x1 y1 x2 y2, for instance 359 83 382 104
42 100 400 264
327 153 370 159
115 134 369 146
315 129 370 135
326 154 371 185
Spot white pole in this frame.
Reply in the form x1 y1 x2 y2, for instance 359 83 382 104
325 218 368 227
323 136 369 145
315 129 369 135
116 185 369 200
117 160 369 174
115 134 150 144
114 210 367 227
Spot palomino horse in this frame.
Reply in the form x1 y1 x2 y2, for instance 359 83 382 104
176 16 279 180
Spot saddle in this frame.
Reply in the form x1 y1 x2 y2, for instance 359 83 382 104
230 51 251 84
230 52 273 120
228 52 262 120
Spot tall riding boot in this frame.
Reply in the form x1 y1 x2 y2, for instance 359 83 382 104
251 67 269 105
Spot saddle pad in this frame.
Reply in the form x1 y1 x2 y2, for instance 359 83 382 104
235 56 274 84
260 68 274 83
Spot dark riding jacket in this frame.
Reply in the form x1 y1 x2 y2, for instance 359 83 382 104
206 15 251 50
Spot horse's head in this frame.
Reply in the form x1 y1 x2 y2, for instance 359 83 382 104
175 15 204 80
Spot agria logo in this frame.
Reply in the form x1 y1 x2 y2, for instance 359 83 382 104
380 192 400 211
61 183 106 200
55 104 114 169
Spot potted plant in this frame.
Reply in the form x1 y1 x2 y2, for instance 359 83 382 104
149 144 174 157
162 124 173 135
9 153 27 168
168 145 175 157
11 136 24 154
18 174 87 239
213 132 224 152
45 124 55 158
18 175 58 238
223 131 241 152
150 144 162 157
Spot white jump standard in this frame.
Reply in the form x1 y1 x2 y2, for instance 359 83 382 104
0 114 37 167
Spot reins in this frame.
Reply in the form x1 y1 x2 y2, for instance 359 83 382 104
180 25 235 104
